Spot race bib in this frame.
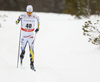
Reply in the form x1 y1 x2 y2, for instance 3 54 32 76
22 19 35 29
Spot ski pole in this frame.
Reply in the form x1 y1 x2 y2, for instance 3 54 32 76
17 28 21 68
34 33 37 41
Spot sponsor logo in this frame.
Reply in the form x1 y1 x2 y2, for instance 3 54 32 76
23 35 31 38
23 20 34 22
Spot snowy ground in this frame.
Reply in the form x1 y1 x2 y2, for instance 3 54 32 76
0 11 100 82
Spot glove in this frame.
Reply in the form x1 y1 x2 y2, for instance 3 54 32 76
16 18 21 24
35 28 39 33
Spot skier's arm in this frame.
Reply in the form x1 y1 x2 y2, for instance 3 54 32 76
16 16 21 24
35 21 40 33
35 16 40 33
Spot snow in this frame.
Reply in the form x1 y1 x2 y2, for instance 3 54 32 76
0 11 100 82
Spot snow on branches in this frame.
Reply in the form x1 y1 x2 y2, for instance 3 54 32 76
82 20 100 45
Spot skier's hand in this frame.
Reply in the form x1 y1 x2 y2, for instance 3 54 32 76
35 28 39 33
16 18 21 24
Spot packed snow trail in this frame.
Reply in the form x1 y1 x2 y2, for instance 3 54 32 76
0 11 100 82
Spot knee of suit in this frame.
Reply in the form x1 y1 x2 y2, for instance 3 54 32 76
21 46 26 52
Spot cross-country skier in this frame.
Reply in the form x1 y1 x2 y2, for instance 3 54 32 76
16 5 40 71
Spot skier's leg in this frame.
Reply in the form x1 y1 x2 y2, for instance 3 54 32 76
28 37 35 70
20 50 25 64
29 46 35 69
20 37 28 64
20 50 25 59
29 46 34 63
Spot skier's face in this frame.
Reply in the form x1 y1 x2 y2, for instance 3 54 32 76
27 12 32 17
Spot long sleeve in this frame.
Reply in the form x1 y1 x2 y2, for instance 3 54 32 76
36 15 40 29
35 15 40 33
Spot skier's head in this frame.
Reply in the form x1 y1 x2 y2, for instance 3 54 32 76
26 5 33 16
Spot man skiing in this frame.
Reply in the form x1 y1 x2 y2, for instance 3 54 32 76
16 5 40 71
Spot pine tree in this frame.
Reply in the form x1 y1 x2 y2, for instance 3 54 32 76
64 0 90 18
64 0 100 18
95 0 100 15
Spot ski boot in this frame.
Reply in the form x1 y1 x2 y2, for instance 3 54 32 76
30 62 36 71
20 51 25 65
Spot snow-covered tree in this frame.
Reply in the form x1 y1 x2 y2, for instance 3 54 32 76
82 20 100 45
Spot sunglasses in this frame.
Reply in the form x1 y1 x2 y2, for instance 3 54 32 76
27 12 32 14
